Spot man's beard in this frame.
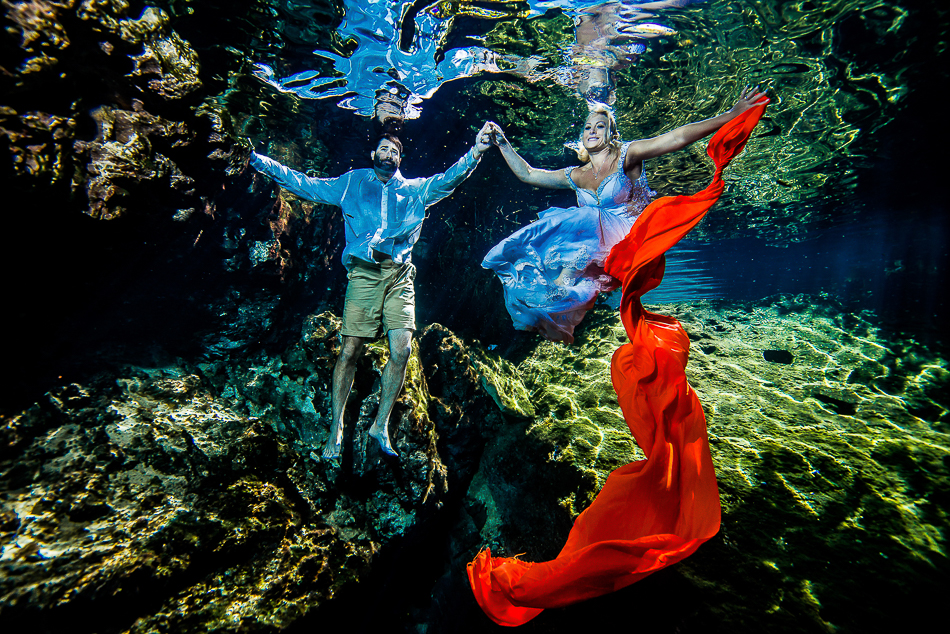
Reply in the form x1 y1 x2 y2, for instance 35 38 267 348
374 157 397 173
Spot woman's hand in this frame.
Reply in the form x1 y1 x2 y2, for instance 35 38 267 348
729 85 770 115
485 121 570 190
485 121 510 148
475 121 495 155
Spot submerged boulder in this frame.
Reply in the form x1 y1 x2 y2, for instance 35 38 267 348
1 296 946 633
429 296 948 633
0 313 513 632
0 370 371 632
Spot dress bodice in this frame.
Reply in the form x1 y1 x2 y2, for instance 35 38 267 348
565 142 656 214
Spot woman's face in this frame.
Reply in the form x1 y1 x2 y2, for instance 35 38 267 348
583 113 612 151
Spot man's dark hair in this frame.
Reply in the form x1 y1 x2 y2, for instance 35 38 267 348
376 133 403 156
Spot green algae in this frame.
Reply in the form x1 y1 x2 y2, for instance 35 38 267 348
472 352 535 419
456 295 947 631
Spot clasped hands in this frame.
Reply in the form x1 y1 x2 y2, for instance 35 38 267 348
474 121 508 156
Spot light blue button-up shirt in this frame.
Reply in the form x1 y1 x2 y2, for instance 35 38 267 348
249 148 481 270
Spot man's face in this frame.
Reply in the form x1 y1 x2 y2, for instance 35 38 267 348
372 140 402 173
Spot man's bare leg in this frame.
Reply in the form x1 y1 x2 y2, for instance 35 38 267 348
324 335 366 459
368 328 412 457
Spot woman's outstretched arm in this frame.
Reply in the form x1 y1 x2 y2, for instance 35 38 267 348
624 86 769 167
486 122 571 190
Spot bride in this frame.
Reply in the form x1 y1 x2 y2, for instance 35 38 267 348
482 86 767 342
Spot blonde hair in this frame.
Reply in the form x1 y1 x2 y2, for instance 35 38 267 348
575 106 622 163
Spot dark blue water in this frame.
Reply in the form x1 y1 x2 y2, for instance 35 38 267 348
634 209 948 350
653 209 948 314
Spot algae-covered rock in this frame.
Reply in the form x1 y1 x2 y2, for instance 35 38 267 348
472 350 535 420
2 1 242 219
434 295 948 633
0 312 521 632
0 369 371 633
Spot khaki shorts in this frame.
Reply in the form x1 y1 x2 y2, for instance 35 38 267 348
342 259 416 338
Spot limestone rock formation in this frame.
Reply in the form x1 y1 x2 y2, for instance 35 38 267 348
2 1 245 219
0 312 512 632
426 296 948 633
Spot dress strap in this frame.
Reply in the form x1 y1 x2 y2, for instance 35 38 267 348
619 141 631 168
564 165 579 191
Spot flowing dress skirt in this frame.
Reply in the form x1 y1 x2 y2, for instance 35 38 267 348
482 204 637 343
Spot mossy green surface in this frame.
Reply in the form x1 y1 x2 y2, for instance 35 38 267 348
454 295 947 632
0 314 509 632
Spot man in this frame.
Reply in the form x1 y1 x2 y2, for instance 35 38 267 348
248 123 493 459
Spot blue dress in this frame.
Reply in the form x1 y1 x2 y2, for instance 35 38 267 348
483 142 656 343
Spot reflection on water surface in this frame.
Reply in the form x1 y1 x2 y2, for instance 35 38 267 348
145 0 947 335
197 0 934 246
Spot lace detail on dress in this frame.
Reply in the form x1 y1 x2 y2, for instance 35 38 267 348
626 170 657 217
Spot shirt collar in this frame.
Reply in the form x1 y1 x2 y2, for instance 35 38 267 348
372 168 404 185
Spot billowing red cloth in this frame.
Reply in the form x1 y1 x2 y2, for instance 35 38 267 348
468 102 769 627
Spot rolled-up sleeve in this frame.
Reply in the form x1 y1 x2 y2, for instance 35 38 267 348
419 147 482 207
250 152 344 206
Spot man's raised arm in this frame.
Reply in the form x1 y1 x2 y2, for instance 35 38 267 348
420 122 494 206
250 152 345 207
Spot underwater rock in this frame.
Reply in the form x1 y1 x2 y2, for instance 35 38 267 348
430 295 947 633
0 106 77 189
73 100 196 219
0 370 372 632
0 312 514 632
2 1 243 219
121 6 201 100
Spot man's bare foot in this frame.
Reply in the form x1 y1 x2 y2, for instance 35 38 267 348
322 422 343 459
368 422 398 457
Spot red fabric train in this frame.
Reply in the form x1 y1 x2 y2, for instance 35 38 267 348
468 101 769 627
